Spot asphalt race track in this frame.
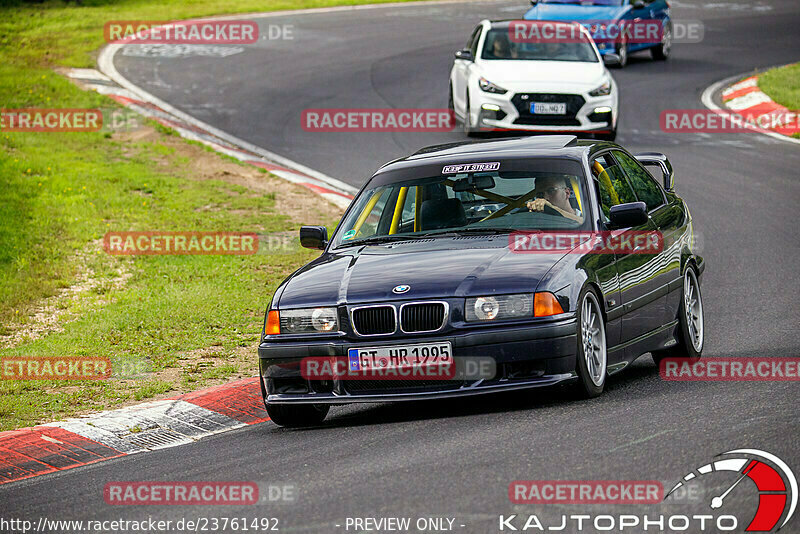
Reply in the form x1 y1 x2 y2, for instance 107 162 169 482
3 0 799 532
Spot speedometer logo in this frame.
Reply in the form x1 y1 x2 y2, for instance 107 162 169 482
666 449 797 531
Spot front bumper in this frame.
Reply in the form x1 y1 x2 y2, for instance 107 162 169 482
259 318 577 404
472 90 616 134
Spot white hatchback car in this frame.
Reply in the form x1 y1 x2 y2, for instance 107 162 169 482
449 20 619 140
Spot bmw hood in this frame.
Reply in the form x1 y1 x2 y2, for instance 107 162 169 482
276 240 568 307
524 4 628 22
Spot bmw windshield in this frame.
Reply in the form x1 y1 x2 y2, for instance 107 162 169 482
332 159 591 248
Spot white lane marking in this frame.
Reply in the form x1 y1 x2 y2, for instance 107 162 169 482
608 430 670 452
98 43 358 195
44 400 246 454
121 44 246 58
40 435 64 445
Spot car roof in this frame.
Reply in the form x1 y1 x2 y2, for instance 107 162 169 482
375 136 610 176
486 19 586 30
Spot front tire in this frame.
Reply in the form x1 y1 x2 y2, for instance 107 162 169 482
612 40 628 69
266 403 329 428
448 84 457 129
652 266 704 366
651 22 672 60
463 91 477 137
573 288 608 398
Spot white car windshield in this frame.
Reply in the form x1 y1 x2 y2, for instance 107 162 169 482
481 28 599 63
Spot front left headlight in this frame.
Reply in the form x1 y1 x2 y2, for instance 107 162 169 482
479 77 508 95
466 294 533 322
589 79 612 97
278 307 339 334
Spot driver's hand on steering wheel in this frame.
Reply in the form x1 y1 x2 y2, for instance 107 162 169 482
526 198 550 212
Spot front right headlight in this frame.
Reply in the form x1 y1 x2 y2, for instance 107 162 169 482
589 79 612 97
466 294 533 322
277 307 339 334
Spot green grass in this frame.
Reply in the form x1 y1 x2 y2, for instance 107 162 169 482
759 63 800 110
0 0 421 430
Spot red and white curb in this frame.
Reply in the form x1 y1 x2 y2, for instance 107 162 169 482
721 76 799 138
701 69 800 146
64 67 356 209
0 378 266 486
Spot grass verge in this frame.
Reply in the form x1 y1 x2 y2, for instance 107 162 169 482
0 0 435 430
758 63 800 110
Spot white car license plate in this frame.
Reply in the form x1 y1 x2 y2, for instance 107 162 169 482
531 102 567 115
347 342 452 371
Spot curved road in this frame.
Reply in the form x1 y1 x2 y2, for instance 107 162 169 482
4 1 800 532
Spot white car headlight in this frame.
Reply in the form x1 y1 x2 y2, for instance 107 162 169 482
280 307 339 333
466 294 533 322
478 77 508 95
589 79 612 97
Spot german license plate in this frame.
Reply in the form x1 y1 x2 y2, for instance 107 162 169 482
531 102 566 114
347 342 452 371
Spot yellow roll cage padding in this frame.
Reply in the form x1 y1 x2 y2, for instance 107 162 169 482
389 186 409 234
593 160 619 205
414 186 422 232
352 190 382 236
569 177 582 213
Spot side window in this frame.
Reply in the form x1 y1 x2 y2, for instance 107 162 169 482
469 27 482 57
612 150 665 211
466 26 481 50
591 154 637 222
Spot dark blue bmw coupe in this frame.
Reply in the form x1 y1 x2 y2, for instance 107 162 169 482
258 136 704 427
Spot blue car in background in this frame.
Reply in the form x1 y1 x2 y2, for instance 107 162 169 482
524 0 672 68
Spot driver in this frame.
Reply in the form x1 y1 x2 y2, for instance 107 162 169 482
526 176 583 223
491 34 517 59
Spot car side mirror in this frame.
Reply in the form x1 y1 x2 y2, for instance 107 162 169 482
454 49 474 61
300 226 327 250
609 202 648 228
530 0 538 4
635 152 675 191
633 0 646 8
602 53 621 66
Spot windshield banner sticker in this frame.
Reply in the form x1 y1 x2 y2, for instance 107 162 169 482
442 162 500 174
